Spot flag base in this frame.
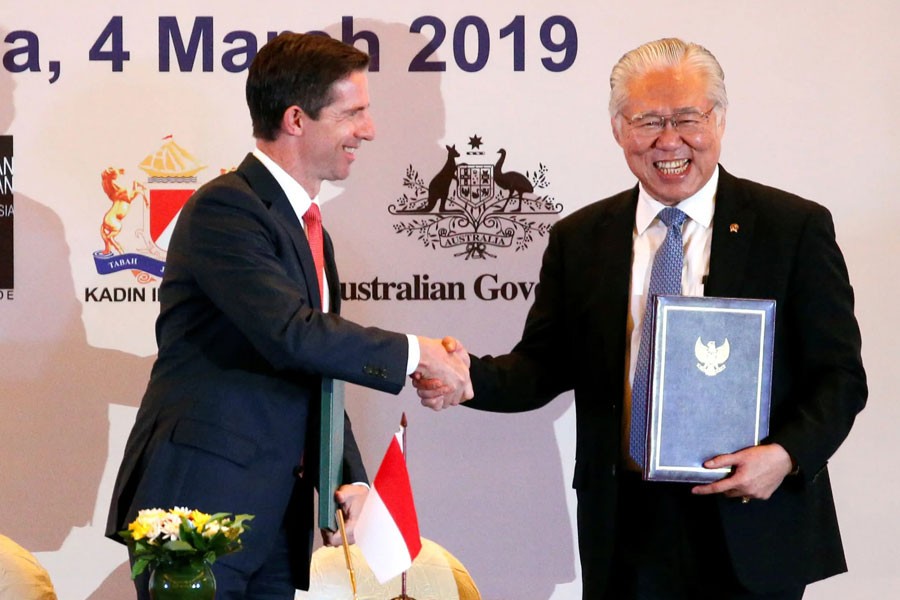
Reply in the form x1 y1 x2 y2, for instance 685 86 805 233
391 596 417 600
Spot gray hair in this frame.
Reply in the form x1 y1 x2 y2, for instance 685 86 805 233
609 38 728 119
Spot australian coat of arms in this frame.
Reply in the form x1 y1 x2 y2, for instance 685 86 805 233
389 135 562 259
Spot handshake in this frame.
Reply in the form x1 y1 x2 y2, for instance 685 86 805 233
412 336 472 411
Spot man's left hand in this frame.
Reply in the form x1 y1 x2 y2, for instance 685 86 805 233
320 483 368 546
691 443 794 501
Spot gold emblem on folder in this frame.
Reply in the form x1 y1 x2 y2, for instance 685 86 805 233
695 337 730 376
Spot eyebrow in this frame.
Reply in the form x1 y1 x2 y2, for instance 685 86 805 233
635 106 704 117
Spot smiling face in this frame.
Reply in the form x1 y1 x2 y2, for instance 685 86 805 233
612 65 725 206
295 69 375 194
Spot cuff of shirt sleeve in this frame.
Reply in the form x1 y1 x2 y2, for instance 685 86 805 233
406 334 420 376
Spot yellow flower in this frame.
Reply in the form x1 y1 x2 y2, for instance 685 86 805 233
224 522 244 540
128 508 167 541
120 507 253 579
190 510 211 530
201 521 221 538
127 518 151 540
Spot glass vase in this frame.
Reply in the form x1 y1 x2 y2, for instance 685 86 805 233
148 558 216 600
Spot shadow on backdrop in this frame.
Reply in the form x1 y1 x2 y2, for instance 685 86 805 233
322 20 575 598
0 26 152 600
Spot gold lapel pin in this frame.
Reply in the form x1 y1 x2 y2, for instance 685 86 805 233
729 223 740 233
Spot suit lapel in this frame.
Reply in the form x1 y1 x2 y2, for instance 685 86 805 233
323 230 340 314
237 154 325 310
706 167 756 298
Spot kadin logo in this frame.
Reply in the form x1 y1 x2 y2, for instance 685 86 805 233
93 135 206 283
389 135 562 259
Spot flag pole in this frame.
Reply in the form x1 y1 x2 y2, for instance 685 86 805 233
392 412 416 600
336 508 359 600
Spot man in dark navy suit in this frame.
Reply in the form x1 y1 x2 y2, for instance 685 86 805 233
418 38 866 599
107 33 472 599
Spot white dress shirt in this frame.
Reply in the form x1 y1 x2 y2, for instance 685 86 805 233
252 148 420 374
622 166 718 467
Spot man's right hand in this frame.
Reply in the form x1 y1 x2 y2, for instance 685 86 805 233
413 336 473 410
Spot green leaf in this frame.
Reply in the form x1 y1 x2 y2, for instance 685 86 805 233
163 539 194 552
131 557 151 579
206 512 231 523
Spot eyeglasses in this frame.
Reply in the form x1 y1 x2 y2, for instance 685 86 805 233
623 105 717 138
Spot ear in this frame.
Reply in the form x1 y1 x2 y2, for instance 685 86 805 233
281 105 306 137
716 109 727 136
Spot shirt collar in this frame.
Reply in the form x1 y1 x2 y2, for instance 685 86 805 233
635 165 718 234
252 147 317 219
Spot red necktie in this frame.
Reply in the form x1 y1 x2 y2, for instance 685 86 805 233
302 203 325 305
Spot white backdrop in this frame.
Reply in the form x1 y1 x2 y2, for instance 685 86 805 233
0 2 897 599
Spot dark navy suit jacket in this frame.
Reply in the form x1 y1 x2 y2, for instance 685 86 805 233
106 154 409 589
467 166 867 595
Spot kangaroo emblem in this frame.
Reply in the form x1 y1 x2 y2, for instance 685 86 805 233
398 144 461 213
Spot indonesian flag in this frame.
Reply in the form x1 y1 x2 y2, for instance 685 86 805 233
355 430 422 583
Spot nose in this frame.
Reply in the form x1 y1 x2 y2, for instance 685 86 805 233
653 122 683 149
358 110 375 141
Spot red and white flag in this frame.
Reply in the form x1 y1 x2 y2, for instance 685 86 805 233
355 429 422 583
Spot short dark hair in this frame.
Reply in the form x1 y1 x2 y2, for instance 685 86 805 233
246 32 370 141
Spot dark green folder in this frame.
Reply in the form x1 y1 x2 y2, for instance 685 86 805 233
318 377 344 530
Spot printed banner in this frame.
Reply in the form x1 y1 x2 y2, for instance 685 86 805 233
0 2 894 600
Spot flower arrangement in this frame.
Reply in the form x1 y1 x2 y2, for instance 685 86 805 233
119 507 254 578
